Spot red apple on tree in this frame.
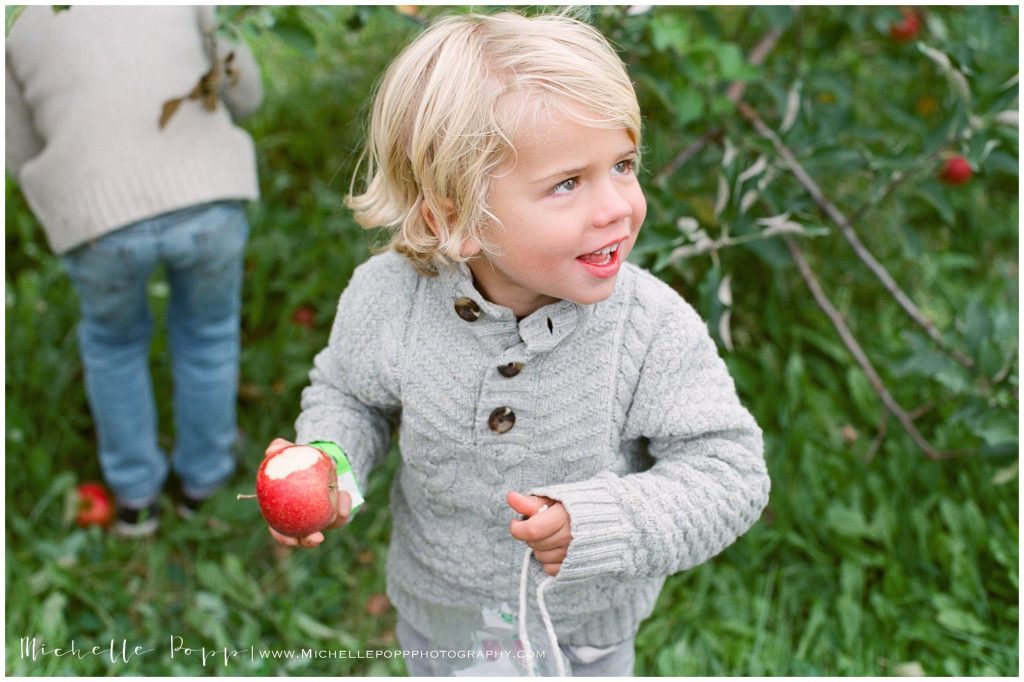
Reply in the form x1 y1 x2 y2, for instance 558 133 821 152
939 155 972 186
889 8 921 42
75 482 114 528
253 445 338 538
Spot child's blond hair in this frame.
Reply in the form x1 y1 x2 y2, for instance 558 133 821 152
346 10 642 275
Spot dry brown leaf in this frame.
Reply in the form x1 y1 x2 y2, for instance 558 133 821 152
366 593 391 617
159 97 184 129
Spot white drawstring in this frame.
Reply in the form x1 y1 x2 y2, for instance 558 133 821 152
536 575 562 675
517 505 568 677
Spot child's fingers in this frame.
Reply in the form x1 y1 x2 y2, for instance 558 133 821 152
540 562 562 577
268 525 298 546
506 491 553 517
268 524 327 548
297 531 326 548
510 517 566 545
510 504 568 543
524 526 572 551
324 491 353 529
264 437 294 458
532 547 567 564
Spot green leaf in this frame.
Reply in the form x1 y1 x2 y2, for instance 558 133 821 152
714 43 758 81
292 610 361 649
936 607 987 635
961 298 993 356
985 150 1019 177
914 185 956 225
650 13 690 54
894 345 972 394
836 593 862 648
825 505 879 541
845 367 880 423
196 557 262 607
6 5 25 36
271 11 317 58
672 88 704 126
38 592 68 641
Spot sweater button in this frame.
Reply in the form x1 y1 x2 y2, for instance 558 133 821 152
454 297 481 322
488 407 516 433
497 362 523 378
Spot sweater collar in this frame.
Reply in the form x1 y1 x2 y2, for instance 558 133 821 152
438 260 590 355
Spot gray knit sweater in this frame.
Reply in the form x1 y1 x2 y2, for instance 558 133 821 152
5 6 261 254
296 250 770 646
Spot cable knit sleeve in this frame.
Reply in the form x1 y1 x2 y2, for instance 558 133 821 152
532 279 770 584
294 252 414 492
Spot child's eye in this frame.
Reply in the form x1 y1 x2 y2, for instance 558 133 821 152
552 177 579 194
613 158 635 175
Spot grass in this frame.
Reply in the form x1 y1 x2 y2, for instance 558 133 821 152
5 4 1018 676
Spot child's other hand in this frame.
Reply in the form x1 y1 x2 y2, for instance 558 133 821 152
262 437 354 549
507 491 571 576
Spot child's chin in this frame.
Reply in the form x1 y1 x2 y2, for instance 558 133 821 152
565 283 618 306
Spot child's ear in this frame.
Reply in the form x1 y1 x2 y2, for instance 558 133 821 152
423 196 456 238
459 236 481 258
422 198 481 258
420 199 448 240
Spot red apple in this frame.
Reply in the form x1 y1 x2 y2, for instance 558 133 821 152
889 8 920 42
939 155 972 186
291 306 316 329
255 445 337 537
75 482 114 528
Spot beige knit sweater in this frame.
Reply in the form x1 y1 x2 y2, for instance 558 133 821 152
5 6 262 254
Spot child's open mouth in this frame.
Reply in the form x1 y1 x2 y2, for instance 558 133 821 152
576 240 625 278
577 241 620 266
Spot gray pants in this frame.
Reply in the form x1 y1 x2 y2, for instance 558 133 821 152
396 617 635 677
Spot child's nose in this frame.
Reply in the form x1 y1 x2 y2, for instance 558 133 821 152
592 182 632 229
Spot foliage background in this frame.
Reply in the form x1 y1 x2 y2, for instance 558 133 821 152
5 4 1018 676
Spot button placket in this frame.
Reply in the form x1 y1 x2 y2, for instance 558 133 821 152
497 362 524 378
487 406 516 433
479 345 533 449
453 297 481 322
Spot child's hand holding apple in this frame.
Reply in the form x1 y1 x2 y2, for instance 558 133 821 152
254 438 355 548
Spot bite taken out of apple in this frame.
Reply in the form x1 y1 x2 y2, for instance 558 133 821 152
251 445 338 538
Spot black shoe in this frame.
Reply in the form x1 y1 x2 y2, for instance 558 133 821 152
175 492 205 520
114 503 161 538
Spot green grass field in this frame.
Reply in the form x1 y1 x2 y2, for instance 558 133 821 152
5 5 1018 676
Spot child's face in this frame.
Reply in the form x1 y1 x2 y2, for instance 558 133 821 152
465 104 646 318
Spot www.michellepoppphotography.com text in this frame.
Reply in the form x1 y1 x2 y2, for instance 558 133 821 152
16 635 546 669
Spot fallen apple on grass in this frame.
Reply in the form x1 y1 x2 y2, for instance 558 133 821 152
243 445 339 538
290 306 316 329
75 482 114 528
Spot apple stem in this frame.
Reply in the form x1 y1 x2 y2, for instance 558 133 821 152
236 493 257 500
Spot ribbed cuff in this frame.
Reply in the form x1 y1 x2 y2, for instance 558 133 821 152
530 473 631 584
294 424 374 494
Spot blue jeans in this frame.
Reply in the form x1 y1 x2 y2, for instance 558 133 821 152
62 201 249 507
